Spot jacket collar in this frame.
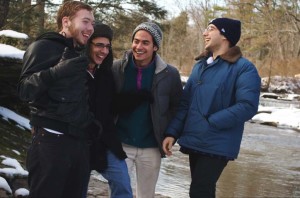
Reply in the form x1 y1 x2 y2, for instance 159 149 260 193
195 46 242 64
153 53 167 74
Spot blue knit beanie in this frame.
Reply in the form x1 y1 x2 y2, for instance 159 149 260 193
209 18 241 46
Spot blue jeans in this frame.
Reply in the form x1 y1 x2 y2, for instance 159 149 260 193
83 150 132 198
100 150 132 198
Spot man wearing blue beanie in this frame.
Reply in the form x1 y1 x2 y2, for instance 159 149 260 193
208 17 241 47
163 17 261 197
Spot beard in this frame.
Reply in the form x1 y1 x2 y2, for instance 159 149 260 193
68 23 84 46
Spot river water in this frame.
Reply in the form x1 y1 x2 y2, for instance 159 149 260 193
155 122 300 197
1 111 299 197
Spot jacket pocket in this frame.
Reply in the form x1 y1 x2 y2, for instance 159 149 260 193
195 83 224 115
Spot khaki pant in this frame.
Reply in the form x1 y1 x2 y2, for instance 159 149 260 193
123 144 161 198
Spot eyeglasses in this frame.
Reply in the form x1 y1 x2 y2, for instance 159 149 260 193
91 42 111 50
204 26 217 33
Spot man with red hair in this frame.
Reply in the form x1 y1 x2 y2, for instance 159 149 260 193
18 2 101 198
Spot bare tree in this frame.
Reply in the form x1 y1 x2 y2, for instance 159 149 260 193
22 0 31 34
0 0 10 29
35 0 45 37
163 12 189 72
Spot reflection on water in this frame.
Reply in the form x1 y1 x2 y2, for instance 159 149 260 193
156 123 300 197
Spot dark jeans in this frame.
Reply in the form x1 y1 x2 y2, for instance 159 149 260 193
26 127 89 198
189 153 228 198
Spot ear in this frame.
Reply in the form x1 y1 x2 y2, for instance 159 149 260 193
62 16 70 29
221 34 227 41
154 46 158 51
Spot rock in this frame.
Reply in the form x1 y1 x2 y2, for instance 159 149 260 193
0 189 11 198
0 176 12 193
10 177 28 194
14 188 29 197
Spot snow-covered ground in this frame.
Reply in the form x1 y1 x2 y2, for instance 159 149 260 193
0 153 29 197
0 30 27 60
0 30 28 39
0 44 25 60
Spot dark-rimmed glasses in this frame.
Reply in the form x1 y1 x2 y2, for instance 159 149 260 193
91 42 111 50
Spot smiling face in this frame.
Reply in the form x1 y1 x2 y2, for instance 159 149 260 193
62 9 95 46
89 37 110 65
202 24 226 52
132 30 158 67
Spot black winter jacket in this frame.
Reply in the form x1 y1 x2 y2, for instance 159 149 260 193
18 32 99 138
87 63 127 171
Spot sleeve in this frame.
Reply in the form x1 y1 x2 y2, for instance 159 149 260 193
18 42 88 102
17 41 61 102
165 65 197 138
169 67 183 117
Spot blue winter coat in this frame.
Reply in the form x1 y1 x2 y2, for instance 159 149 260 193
166 46 261 159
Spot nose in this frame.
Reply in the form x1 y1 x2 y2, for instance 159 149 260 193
135 42 143 49
102 47 109 54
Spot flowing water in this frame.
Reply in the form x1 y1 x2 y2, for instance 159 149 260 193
156 122 300 197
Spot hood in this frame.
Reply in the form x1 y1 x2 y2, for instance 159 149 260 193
36 32 74 49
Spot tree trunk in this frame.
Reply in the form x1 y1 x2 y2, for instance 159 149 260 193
0 0 10 29
22 0 31 35
35 0 45 37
